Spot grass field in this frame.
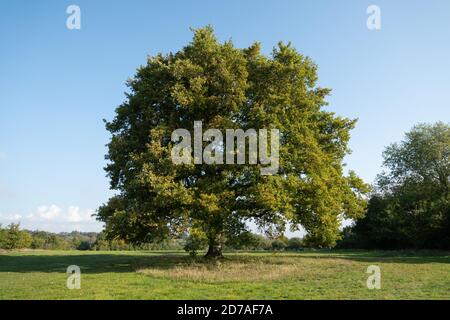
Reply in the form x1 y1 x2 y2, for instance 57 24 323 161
0 250 449 299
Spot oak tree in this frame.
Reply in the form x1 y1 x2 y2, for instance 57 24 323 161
97 26 369 257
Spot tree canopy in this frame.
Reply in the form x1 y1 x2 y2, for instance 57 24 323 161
97 26 369 256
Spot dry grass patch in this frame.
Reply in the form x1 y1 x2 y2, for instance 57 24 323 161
137 255 356 283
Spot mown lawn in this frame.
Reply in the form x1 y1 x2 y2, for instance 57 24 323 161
0 250 449 299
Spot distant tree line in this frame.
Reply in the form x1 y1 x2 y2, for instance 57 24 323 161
0 224 98 250
183 231 304 256
0 223 304 252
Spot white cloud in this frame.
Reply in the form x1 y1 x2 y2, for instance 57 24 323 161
67 206 95 222
37 205 61 220
1 213 23 220
0 205 103 232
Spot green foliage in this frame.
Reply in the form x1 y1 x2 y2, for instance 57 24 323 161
271 239 287 251
225 231 261 250
0 225 185 251
183 231 208 256
92 231 185 251
1 224 32 249
286 237 303 251
340 122 450 249
30 231 71 250
251 234 273 250
0 225 5 248
76 241 92 251
91 231 129 250
97 26 369 254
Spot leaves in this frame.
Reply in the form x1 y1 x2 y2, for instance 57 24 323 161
97 26 368 250
343 122 450 249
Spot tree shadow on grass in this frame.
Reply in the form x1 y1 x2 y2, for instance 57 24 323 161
0 250 448 274
0 252 192 274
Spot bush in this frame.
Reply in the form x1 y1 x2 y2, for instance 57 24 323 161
184 232 207 256
271 239 287 251
77 241 92 250
286 237 303 251
1 224 32 249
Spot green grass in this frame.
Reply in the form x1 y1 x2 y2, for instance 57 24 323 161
0 249 449 299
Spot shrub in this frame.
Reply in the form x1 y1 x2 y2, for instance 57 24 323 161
286 237 303 251
184 232 207 256
2 224 32 249
77 241 92 250
271 239 287 251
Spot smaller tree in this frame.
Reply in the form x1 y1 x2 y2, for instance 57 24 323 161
92 231 110 250
224 231 258 250
77 241 92 251
286 237 303 251
271 239 287 251
341 122 450 249
253 234 272 250
0 225 5 248
183 230 208 257
3 224 32 249
30 233 46 249
46 234 62 249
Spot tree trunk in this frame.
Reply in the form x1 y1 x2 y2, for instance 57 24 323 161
205 235 223 258
205 243 223 258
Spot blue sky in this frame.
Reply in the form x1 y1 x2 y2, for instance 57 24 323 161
1 0 449 232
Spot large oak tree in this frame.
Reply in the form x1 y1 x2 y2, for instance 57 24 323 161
97 26 369 257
